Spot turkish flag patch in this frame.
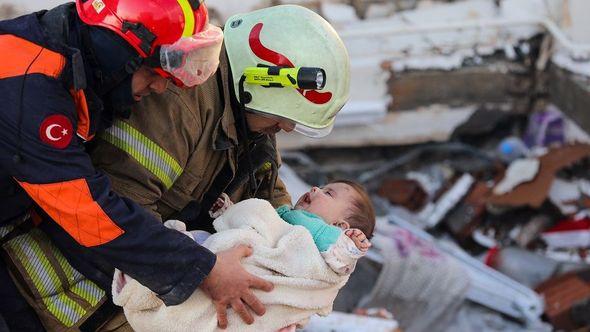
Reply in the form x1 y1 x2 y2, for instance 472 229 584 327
39 115 74 149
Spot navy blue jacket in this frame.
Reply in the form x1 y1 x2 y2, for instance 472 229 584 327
0 9 215 305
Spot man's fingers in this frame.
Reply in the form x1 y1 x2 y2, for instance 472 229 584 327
242 290 266 316
232 299 254 325
248 275 274 292
215 302 229 329
232 245 253 259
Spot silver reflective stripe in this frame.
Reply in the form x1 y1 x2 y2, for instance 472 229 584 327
102 120 183 189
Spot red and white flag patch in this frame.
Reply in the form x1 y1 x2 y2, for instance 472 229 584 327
39 114 73 149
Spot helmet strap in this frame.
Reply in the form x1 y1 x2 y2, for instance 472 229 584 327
237 75 258 196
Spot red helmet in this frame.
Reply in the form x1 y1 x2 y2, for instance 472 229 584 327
76 0 209 58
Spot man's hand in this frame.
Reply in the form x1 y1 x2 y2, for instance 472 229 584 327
200 245 273 329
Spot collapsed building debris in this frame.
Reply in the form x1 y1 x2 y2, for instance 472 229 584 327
488 144 590 207
281 102 590 331
535 269 590 330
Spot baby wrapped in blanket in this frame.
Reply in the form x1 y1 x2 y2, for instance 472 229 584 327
112 180 375 332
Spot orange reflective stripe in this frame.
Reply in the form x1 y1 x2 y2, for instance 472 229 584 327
70 89 94 141
17 179 124 247
0 35 65 80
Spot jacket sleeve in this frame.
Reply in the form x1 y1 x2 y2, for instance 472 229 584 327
9 81 214 305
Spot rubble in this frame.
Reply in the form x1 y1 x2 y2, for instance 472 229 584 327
488 144 590 207
281 101 590 331
301 311 399 332
535 269 590 330
377 178 428 212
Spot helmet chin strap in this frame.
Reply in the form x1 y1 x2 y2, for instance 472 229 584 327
237 75 259 197
81 24 144 117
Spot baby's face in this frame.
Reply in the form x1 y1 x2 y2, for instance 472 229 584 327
295 182 357 226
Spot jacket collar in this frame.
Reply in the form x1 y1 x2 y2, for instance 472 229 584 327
212 46 239 151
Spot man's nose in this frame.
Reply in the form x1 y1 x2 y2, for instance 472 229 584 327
279 120 295 133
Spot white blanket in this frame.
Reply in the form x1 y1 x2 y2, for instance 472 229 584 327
112 199 349 332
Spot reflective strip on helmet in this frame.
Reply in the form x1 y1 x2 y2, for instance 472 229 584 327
177 0 196 37
102 120 183 189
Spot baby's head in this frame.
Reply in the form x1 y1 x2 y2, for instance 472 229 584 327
295 180 375 238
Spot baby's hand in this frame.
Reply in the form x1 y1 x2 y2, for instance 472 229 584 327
209 193 234 218
345 229 371 252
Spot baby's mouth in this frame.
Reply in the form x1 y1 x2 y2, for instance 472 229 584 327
298 192 311 206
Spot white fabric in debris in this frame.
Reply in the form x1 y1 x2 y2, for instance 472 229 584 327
112 199 348 332
360 226 470 332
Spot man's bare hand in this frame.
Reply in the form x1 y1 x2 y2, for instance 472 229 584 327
200 245 273 329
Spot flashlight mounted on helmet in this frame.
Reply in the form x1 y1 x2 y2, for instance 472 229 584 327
243 65 326 90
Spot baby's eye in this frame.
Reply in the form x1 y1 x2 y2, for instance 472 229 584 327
326 190 334 197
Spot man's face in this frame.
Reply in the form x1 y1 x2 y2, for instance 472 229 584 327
131 66 169 102
244 112 295 135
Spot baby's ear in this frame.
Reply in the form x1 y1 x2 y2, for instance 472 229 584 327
334 220 350 230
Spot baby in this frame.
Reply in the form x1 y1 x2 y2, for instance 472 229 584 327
211 179 375 274
114 180 375 332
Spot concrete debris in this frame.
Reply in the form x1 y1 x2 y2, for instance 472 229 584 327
445 182 492 242
424 174 474 228
548 178 590 216
377 179 428 212
542 218 590 249
535 269 590 330
493 158 540 195
488 144 590 208
451 108 516 143
363 223 470 332
513 215 553 248
301 311 399 332
485 246 588 288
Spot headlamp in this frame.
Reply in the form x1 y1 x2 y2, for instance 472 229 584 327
243 66 326 90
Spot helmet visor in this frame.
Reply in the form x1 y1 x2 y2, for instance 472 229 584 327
294 122 334 138
159 24 223 87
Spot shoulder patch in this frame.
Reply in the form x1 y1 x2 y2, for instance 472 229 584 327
39 115 73 149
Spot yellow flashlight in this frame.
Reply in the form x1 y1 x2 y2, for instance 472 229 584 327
243 66 326 90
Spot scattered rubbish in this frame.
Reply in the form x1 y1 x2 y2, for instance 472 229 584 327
542 218 590 249
445 181 491 242
524 105 565 149
301 311 399 332
484 246 588 288
513 215 553 248
363 221 470 332
548 178 590 216
492 158 539 195
379 215 545 326
535 269 590 330
377 179 428 212
424 174 475 228
488 144 590 208
497 136 530 163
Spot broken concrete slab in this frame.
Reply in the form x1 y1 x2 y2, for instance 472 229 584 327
277 105 476 150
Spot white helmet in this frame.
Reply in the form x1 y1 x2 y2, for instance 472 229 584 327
224 5 350 137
